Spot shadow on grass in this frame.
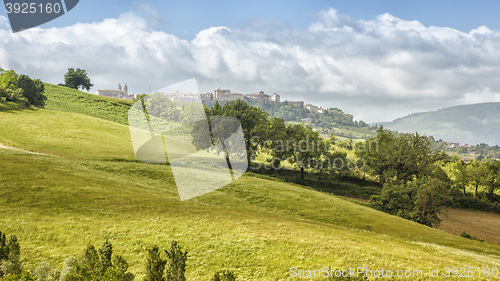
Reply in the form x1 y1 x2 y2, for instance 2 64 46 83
246 163 382 200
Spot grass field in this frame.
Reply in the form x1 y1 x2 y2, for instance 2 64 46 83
43 83 132 125
1 86 499 280
1 108 500 280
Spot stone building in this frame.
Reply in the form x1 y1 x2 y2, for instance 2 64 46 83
271 93 280 102
97 83 132 100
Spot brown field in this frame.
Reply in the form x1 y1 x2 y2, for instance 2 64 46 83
438 208 500 245
342 195 500 245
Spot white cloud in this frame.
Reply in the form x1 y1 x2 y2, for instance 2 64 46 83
1 8 500 122
0 15 9 30
133 2 165 28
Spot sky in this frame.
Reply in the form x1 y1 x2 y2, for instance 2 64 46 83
1 0 500 122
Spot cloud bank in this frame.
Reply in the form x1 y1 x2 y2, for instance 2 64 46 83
1 8 500 122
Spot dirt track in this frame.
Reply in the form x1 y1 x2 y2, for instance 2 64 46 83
0 143 48 155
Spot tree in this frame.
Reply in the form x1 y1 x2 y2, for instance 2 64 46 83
64 68 93 91
325 150 348 178
263 117 288 169
267 123 324 180
164 241 187 281
0 70 28 105
18 75 46 106
0 235 22 277
356 127 438 184
204 100 270 163
0 231 7 278
211 270 237 281
64 241 134 281
451 156 469 196
0 70 46 107
467 160 488 198
369 176 450 227
0 70 19 90
33 261 51 281
485 160 500 200
144 246 166 281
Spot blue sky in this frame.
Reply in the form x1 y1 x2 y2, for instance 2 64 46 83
2 0 499 39
2 1 500 122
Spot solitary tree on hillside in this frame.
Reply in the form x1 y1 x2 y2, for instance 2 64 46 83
64 68 93 91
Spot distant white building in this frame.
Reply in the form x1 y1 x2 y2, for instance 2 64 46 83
271 93 280 102
163 91 202 103
97 84 132 100
214 88 231 100
219 93 245 102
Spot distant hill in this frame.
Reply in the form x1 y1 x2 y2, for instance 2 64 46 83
380 102 500 146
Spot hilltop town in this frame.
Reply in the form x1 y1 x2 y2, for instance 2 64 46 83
200 88 342 117
95 85 353 120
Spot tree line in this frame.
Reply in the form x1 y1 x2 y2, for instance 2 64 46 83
431 139 500 161
202 100 354 180
248 100 375 138
0 231 236 281
356 127 500 226
202 102 499 227
0 67 93 111
0 68 46 107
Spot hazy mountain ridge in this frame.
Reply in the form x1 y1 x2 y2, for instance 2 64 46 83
380 102 500 146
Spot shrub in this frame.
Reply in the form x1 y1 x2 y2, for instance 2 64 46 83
460 231 485 242
211 270 237 281
0 235 23 277
164 241 187 281
1 271 37 281
34 261 51 280
460 231 472 239
64 240 134 281
452 197 500 213
369 176 450 227
144 246 166 281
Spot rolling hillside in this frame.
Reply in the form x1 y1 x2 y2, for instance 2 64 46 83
381 102 500 146
0 87 499 279
43 83 133 125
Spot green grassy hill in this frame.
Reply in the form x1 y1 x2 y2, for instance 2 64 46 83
381 102 500 146
43 83 133 125
0 87 499 280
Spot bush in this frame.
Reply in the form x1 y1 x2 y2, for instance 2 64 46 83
144 246 166 281
1 271 37 281
369 176 450 227
0 69 46 108
211 270 237 281
460 231 472 239
34 261 51 280
60 256 78 280
452 197 500 213
460 231 485 242
164 241 187 281
64 240 134 281
0 234 23 277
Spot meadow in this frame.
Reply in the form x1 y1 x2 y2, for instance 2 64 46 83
0 85 499 280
